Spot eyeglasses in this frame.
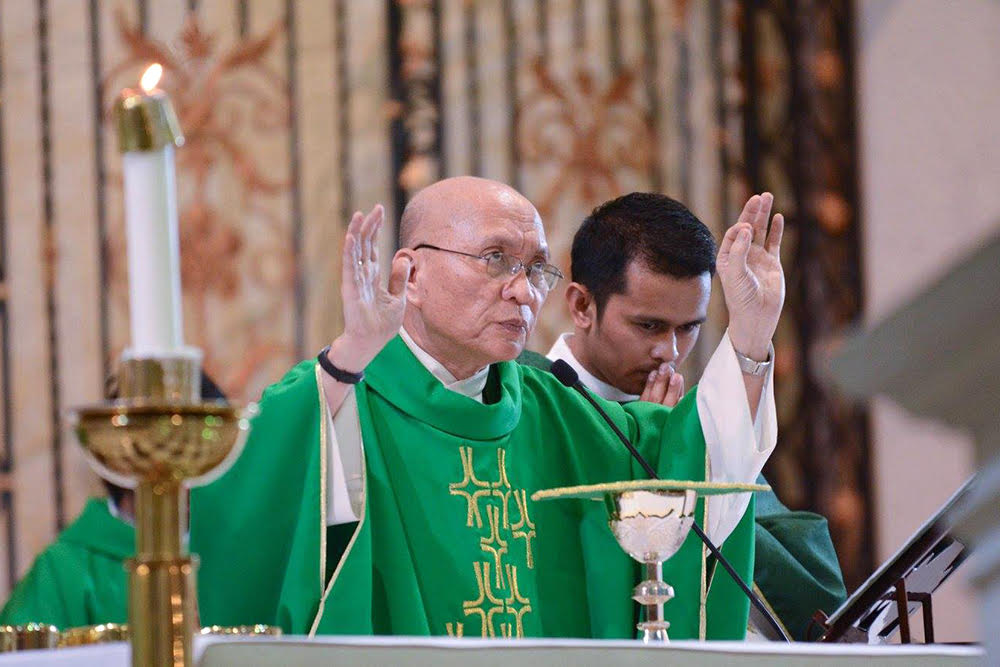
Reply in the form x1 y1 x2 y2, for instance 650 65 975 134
413 243 564 292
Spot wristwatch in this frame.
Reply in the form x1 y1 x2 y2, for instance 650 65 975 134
317 345 365 384
735 344 773 377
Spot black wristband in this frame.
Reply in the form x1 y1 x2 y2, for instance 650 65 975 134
317 345 365 384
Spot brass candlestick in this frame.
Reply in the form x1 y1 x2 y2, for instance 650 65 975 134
69 351 254 667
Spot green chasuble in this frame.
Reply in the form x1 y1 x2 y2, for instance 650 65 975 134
0 498 132 629
191 335 753 639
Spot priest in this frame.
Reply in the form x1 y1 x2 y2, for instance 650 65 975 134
518 192 846 640
191 176 786 640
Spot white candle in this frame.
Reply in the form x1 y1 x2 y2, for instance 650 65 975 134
116 64 186 356
122 147 183 354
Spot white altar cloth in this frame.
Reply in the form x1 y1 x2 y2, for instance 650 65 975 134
0 635 982 666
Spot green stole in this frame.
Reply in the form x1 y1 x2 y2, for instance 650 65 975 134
192 336 753 639
0 498 133 629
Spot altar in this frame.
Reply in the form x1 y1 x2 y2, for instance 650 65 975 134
0 636 983 667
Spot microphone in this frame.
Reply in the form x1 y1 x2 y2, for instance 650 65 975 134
550 359 791 642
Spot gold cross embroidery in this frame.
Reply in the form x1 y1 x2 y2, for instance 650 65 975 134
450 446 534 638
510 489 536 569
463 561 510 638
493 449 511 489
491 449 513 528
463 606 487 635
480 505 509 588
449 446 493 528
504 563 532 638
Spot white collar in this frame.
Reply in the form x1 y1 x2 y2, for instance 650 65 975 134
546 333 639 403
399 327 490 400
106 498 133 526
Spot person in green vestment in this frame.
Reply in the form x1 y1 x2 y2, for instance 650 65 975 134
516 192 847 640
191 177 787 640
0 497 132 629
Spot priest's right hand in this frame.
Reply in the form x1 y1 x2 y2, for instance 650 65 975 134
639 365 685 407
327 205 412 375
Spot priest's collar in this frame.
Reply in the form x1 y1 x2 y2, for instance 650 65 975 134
399 327 490 400
546 333 639 403
363 334 520 440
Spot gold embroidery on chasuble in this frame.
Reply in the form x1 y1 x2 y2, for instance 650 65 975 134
448 446 535 637
480 505 508 587
510 489 536 569
449 446 492 528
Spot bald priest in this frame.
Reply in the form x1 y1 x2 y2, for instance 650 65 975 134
190 177 786 640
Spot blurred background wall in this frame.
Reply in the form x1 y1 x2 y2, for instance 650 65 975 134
857 0 1000 643
0 0 995 642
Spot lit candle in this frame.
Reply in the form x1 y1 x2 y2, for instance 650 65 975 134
115 63 185 356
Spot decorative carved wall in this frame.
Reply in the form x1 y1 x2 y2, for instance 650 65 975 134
0 0 395 594
0 0 869 605
388 0 749 356
741 0 872 588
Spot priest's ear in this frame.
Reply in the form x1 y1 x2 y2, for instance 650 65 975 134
565 282 598 332
393 247 423 306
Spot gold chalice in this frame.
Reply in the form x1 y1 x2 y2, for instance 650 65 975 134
533 479 767 642
68 352 255 667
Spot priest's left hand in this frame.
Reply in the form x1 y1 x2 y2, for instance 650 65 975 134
717 192 785 361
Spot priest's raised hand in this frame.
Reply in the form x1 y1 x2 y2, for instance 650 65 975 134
717 192 785 361
321 205 412 412
717 192 785 416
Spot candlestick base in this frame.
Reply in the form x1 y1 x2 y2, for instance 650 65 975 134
127 553 198 666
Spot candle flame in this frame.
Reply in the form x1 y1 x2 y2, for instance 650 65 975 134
140 64 163 93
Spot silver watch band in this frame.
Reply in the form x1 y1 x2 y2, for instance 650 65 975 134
735 344 774 377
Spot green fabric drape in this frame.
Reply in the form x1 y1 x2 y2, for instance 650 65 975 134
754 478 847 640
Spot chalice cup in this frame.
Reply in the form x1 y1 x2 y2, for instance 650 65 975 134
605 489 696 642
68 351 255 667
533 479 768 643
